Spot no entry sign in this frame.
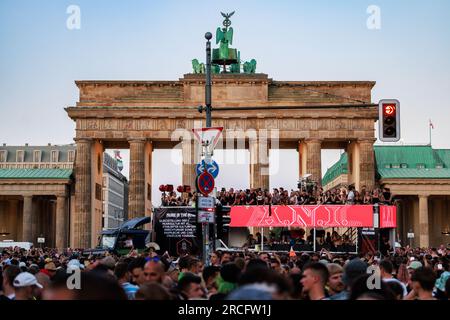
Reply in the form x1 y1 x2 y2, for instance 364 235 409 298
197 171 215 196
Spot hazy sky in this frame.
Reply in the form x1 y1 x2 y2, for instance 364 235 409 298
1 1 449 205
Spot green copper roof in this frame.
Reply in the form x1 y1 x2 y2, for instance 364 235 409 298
322 153 348 186
0 169 73 179
322 145 450 184
435 149 450 168
374 145 443 169
377 168 450 179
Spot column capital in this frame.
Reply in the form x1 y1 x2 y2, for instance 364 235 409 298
74 138 92 143
23 195 33 200
357 138 377 144
304 138 322 144
180 136 194 144
128 138 146 144
418 194 430 199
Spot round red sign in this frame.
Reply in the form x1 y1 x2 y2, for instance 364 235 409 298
197 171 215 196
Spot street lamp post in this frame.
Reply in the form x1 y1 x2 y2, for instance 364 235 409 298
205 32 212 128
201 32 213 266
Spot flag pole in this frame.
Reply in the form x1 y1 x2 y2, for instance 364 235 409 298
429 120 432 146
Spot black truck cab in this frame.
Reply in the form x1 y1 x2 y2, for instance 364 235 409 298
84 216 151 256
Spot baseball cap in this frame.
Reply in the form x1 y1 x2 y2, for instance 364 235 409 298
67 259 83 270
19 262 27 268
407 261 423 270
13 272 43 288
435 271 450 292
44 262 57 271
318 259 329 266
342 258 368 286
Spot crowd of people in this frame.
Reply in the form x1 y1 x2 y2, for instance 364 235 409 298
1 244 449 300
160 185 395 207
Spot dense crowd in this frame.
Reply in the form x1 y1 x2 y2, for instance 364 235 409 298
1 244 449 300
161 185 395 207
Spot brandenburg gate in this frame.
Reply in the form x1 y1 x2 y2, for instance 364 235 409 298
66 73 377 247
66 14 378 248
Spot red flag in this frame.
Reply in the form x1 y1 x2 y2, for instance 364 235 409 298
429 119 434 129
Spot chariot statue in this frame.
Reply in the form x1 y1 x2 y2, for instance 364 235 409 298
191 11 257 74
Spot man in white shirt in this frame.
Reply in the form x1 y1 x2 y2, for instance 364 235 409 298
346 186 355 204
379 259 407 297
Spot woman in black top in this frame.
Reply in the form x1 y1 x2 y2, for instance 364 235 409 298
323 191 333 204
372 189 380 204
382 188 392 205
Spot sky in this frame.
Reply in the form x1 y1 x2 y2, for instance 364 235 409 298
1 0 450 205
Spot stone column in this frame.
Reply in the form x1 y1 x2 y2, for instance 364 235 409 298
182 139 198 189
74 138 92 248
55 196 67 250
418 195 429 248
129 139 146 219
144 141 153 217
249 138 270 190
358 139 375 191
346 140 358 188
298 140 305 178
22 196 33 242
304 139 322 185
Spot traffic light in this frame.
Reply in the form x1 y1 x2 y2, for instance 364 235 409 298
216 204 231 240
379 99 400 142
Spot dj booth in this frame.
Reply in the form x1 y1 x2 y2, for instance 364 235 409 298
229 204 397 253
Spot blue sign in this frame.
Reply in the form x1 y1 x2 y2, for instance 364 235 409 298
196 160 220 178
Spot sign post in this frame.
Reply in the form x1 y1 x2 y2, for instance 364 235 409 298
37 237 45 249
407 230 414 248
192 126 223 267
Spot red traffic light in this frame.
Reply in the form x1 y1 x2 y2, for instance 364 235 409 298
383 104 396 116
379 99 400 142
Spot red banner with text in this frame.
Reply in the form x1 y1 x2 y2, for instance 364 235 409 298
379 205 397 228
230 205 396 228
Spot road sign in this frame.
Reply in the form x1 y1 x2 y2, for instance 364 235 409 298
407 232 415 239
197 171 215 196
196 160 220 178
37 237 45 243
192 127 223 149
198 196 215 209
198 210 215 223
